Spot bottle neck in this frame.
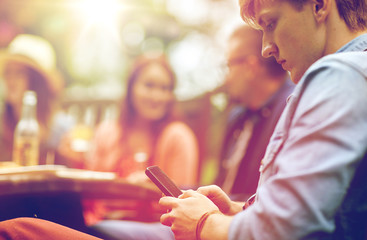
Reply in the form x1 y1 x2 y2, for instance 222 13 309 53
20 103 37 121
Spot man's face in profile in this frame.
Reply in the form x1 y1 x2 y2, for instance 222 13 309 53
253 0 324 83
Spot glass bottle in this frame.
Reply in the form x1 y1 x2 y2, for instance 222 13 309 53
12 91 40 166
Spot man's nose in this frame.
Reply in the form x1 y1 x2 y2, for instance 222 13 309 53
262 38 276 59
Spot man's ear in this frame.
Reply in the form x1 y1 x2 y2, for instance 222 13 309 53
313 0 331 23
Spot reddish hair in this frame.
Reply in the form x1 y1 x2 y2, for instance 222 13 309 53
240 0 367 31
118 53 179 144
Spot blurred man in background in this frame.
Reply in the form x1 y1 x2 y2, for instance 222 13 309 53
215 24 294 201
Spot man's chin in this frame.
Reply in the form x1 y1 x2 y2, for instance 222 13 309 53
290 71 303 84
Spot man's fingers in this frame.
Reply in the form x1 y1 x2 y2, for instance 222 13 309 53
197 185 221 197
160 212 174 226
159 196 179 214
178 189 196 199
159 196 176 207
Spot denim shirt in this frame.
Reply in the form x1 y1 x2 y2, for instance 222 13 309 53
229 34 367 240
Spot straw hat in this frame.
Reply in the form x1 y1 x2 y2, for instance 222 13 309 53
0 34 64 95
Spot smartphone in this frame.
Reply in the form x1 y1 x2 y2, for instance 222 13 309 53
145 165 182 198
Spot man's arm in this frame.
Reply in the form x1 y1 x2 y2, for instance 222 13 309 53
229 58 367 239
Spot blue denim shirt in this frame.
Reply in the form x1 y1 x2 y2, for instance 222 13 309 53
229 34 367 240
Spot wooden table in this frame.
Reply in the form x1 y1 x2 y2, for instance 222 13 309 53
0 165 161 233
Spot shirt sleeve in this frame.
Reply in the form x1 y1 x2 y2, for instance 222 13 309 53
229 58 367 239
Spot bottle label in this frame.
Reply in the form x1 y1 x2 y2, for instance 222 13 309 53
12 137 40 166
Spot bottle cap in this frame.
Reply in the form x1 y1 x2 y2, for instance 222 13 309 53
23 91 37 105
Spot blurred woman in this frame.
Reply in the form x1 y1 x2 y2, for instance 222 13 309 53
84 53 199 224
0 34 74 166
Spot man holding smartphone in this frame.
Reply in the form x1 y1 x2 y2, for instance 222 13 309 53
88 23 294 240
159 0 367 239
1 0 366 239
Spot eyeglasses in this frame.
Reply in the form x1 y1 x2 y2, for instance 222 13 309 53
219 55 253 74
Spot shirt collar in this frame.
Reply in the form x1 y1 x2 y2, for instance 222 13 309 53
336 33 367 53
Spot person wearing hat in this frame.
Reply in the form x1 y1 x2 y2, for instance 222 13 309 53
0 33 75 166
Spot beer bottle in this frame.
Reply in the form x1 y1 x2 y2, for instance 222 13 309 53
12 91 40 166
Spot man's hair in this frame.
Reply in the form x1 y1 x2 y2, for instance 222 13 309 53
239 0 367 31
230 25 286 78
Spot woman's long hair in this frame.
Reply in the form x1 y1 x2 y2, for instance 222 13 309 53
118 53 179 152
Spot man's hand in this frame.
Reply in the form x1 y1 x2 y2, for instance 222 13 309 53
197 185 244 215
159 190 220 240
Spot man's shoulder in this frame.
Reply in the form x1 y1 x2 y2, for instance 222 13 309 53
308 51 367 77
290 51 367 120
